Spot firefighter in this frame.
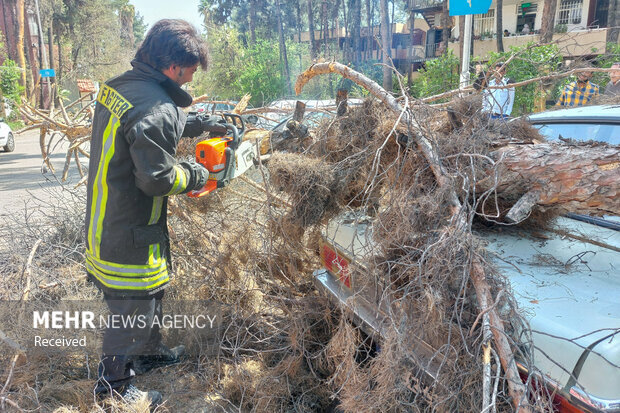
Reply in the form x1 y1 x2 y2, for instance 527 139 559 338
85 19 209 408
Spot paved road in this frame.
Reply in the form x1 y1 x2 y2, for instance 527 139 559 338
0 128 87 219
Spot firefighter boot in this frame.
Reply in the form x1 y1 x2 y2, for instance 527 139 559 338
118 383 162 411
133 344 185 374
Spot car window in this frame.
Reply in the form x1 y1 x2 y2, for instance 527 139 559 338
534 123 620 145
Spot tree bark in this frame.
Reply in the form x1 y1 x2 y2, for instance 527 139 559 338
496 0 504 52
15 0 27 90
491 143 620 218
379 0 391 91
540 0 558 43
308 0 317 60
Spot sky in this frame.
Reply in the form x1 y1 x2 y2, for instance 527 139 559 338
130 0 205 33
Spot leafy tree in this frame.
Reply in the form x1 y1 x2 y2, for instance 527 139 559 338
488 43 562 115
133 12 147 44
411 50 460 98
0 59 25 104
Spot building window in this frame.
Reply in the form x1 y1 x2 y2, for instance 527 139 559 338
516 2 538 33
474 9 495 37
556 0 583 25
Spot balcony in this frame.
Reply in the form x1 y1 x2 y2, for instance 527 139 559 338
447 28 609 59
409 43 442 62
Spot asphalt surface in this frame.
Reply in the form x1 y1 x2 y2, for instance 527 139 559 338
0 128 87 219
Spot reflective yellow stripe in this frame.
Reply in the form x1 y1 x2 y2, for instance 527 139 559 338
97 84 133 118
87 260 169 290
88 116 120 257
86 250 166 275
166 165 188 195
147 197 163 265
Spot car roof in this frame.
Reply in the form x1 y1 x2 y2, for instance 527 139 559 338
527 104 620 124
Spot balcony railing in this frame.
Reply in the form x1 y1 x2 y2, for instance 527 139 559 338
410 43 440 62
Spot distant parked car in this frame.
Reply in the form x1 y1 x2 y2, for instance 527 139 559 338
527 104 620 145
0 118 15 152
314 105 620 412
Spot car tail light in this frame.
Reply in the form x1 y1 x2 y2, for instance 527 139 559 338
554 394 585 413
320 240 351 288
518 369 586 413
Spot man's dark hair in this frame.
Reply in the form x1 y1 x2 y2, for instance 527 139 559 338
135 19 208 71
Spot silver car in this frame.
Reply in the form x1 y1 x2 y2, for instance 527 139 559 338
313 105 620 412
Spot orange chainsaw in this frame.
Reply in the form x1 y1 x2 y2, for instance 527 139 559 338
183 113 257 198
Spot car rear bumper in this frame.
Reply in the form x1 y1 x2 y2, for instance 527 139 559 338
314 268 620 413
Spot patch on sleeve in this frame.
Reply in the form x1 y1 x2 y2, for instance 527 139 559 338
97 84 133 118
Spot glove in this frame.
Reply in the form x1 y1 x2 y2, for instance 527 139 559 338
182 114 204 138
182 114 228 138
179 161 208 193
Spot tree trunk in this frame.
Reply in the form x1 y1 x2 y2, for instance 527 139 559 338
380 0 391 91
496 0 504 52
56 24 63 81
459 15 465 60
491 143 620 218
607 0 619 43
341 0 348 62
15 0 27 90
295 0 302 70
276 0 292 95
308 0 317 60
441 0 450 53
540 0 558 43
351 0 362 67
408 5 415 83
322 0 328 55
0 88 6 118
366 0 372 61
119 4 135 47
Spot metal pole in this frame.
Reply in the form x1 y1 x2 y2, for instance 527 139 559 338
460 13 472 88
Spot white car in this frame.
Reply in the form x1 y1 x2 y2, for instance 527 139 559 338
0 118 15 152
314 105 620 412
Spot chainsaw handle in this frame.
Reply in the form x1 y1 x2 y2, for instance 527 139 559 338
222 113 245 136
226 124 241 151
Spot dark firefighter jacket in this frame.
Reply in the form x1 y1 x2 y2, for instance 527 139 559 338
85 60 194 296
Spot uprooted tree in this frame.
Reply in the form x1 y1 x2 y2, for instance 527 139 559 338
262 61 619 412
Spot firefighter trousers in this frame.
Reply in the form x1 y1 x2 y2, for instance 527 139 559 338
95 290 164 393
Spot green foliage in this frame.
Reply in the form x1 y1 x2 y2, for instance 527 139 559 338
234 39 288 105
0 60 24 104
487 42 562 115
410 50 460 99
133 11 147 44
193 27 289 106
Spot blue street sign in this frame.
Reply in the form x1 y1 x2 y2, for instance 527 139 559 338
449 0 492 16
40 68 56 78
